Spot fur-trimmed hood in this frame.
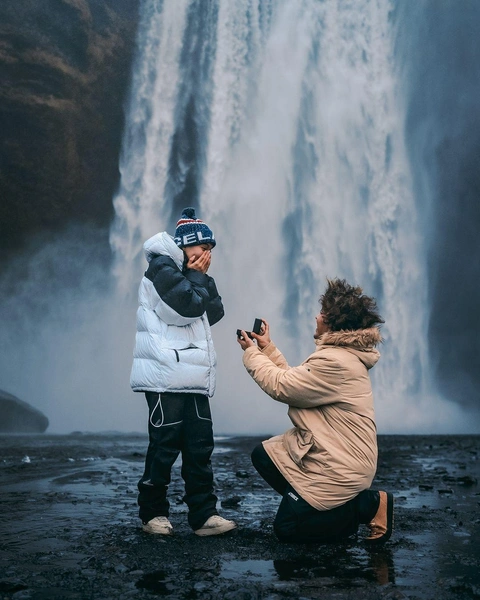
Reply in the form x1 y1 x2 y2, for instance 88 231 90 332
317 327 382 348
315 327 382 370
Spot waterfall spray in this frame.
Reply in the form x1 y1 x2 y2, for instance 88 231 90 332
110 0 473 433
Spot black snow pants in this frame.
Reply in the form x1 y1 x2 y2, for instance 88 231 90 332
251 443 380 543
138 392 218 530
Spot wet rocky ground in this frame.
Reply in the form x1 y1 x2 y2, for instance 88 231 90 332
0 433 479 600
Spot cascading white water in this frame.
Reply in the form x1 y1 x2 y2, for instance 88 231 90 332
111 0 472 433
110 0 191 295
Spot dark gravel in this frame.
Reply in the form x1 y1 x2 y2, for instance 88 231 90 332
0 433 479 600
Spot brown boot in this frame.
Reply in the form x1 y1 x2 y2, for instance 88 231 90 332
365 491 394 545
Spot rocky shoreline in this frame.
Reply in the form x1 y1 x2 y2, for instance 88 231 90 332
0 433 479 599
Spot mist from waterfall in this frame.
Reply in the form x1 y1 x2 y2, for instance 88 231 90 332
0 0 477 434
110 0 475 433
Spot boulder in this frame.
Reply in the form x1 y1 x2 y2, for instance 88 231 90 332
0 389 49 433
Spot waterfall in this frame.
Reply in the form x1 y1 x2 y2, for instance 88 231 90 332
110 0 473 433
110 0 190 294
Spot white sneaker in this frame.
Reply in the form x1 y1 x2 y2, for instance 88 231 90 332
142 516 173 535
194 515 237 537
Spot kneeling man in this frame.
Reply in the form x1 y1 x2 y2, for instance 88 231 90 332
237 278 393 544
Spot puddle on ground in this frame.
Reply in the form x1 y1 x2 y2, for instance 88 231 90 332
2 496 126 558
220 559 276 581
413 457 446 470
396 486 445 509
220 550 396 586
213 437 233 454
212 446 233 454
136 570 174 595
0 457 131 557
396 484 476 510
134 550 396 595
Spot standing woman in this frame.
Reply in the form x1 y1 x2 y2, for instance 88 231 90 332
238 278 393 544
131 207 236 537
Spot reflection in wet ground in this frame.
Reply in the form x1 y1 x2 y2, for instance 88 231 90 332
134 549 397 597
0 433 479 599
135 569 172 595
221 547 395 586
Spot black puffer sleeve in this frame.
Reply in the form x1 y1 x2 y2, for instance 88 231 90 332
204 275 225 326
145 256 224 324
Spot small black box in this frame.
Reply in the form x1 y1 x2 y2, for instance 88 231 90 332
237 318 262 340
252 318 262 335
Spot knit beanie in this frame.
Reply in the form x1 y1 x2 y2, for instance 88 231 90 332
173 207 216 248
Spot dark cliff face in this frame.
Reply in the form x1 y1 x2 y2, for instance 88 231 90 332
0 0 140 260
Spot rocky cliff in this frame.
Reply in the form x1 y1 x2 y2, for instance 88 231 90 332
0 0 141 261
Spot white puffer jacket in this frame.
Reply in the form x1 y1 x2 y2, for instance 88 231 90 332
130 232 223 396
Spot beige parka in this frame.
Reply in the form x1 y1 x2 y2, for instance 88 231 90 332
242 328 382 511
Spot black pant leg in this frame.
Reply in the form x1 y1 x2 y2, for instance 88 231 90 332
252 440 378 543
274 489 380 542
181 394 219 530
137 392 184 523
356 489 380 523
274 485 361 543
251 443 289 495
